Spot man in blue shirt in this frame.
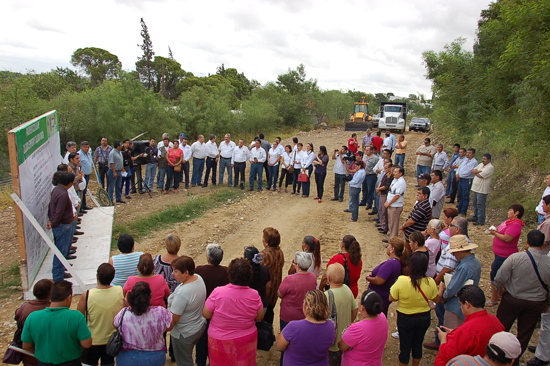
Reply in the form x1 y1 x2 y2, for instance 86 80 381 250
446 144 462 202
455 148 479 216
78 141 93 212
345 160 366 222
438 234 481 329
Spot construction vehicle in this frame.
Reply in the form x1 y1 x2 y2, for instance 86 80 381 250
345 97 373 131
378 101 407 133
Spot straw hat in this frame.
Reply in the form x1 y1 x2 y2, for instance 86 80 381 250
446 234 478 253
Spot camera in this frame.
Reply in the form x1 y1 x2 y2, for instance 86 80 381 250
343 155 355 162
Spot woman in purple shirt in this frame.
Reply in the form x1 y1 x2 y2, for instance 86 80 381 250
366 237 406 316
313 146 330 203
277 289 335 366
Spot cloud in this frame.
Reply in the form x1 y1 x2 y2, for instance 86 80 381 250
27 19 64 34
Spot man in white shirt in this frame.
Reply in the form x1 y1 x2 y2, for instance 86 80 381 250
371 149 391 216
157 133 174 150
191 135 206 186
384 166 407 242
382 132 393 157
218 134 236 187
430 170 446 219
470 154 495 225
446 148 467 204
267 141 281 191
456 148 479 216
432 144 450 179
249 139 266 191
62 141 77 164
535 174 550 224
331 146 348 202
178 137 192 189
203 134 219 188
275 137 285 156
232 139 249 190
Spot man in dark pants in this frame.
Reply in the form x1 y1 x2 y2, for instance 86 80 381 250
203 134 219 187
359 146 379 209
94 137 112 190
446 146 466 204
231 139 249 189
260 133 271 183
495 230 550 364
78 141 93 211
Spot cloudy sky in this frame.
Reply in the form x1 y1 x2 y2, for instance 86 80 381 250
0 0 491 97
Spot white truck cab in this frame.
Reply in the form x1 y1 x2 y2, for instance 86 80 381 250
378 102 407 132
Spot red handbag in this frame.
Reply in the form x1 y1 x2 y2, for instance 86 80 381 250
298 173 309 183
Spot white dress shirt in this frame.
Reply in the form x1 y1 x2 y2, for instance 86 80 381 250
432 151 450 170
232 145 250 164
374 158 386 179
219 140 236 159
191 141 207 159
293 150 305 169
268 147 280 166
205 140 218 158
276 144 285 156
301 151 316 169
388 176 407 207
456 157 479 179
536 187 550 215
281 152 292 169
178 144 192 162
250 146 266 163
157 141 173 150
382 136 392 151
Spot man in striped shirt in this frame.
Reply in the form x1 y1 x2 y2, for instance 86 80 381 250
400 186 432 242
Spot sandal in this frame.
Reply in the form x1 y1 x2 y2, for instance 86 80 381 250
485 300 497 307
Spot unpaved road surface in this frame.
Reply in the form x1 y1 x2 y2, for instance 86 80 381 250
0 127 533 365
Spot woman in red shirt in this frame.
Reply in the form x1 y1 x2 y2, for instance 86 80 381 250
164 140 183 194
320 235 363 298
348 133 358 154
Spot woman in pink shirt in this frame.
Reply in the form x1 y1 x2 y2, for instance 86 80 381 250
123 253 170 308
339 290 388 366
424 219 445 278
487 204 525 307
202 258 264 365
164 140 183 194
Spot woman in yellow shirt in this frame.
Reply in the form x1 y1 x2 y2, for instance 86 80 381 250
390 253 442 366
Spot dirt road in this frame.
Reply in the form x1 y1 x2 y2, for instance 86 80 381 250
0 127 530 365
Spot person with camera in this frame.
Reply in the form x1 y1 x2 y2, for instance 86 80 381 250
144 138 158 192
331 146 348 202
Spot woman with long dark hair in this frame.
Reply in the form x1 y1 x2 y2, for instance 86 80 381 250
312 146 329 203
279 145 293 192
288 236 323 277
114 282 173 366
244 246 271 310
367 237 406 316
390 253 441 366
320 235 363 298
292 143 305 195
339 290 389 365
300 143 316 198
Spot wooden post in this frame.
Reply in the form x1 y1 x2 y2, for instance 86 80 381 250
7 131 29 291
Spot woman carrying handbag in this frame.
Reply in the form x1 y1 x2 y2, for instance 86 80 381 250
300 143 316 198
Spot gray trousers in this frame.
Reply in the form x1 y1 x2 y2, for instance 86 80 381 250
472 191 488 224
536 310 550 362
171 323 206 366
218 157 232 186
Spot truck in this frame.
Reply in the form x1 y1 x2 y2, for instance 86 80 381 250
378 101 407 133
345 97 373 131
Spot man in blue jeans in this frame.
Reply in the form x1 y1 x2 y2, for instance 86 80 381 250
456 148 478 216
48 172 76 281
249 139 266 191
144 137 158 191
346 161 366 222
415 137 437 186
107 141 125 204
359 146 379 209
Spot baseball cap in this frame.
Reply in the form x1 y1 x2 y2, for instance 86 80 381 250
446 235 478 254
355 151 364 157
179 133 186 138
418 173 431 181
487 332 521 359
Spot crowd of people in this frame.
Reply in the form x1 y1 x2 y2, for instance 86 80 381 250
24 129 550 366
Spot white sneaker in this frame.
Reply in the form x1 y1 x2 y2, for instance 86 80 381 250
392 331 399 339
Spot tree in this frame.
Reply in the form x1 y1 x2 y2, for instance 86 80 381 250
408 94 417 100
136 18 155 90
71 47 121 87
276 64 318 95
153 56 186 99
168 46 175 61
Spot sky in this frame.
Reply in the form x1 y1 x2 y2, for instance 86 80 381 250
0 0 492 97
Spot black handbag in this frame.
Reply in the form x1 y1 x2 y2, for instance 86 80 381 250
105 307 128 357
256 320 275 351
3 303 28 364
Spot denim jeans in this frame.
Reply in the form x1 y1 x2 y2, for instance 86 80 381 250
52 223 73 282
292 169 301 193
315 172 326 199
360 174 377 207
434 301 445 346
539 214 546 225
195 319 210 366
472 191 488 223
416 165 431 185
395 153 405 168
107 169 122 202
301 165 313 196
165 165 180 191
144 163 157 190
218 157 232 186
446 168 456 196
191 158 205 185
334 173 346 200
249 163 263 190
268 164 279 189
349 186 361 221
490 254 507 283
81 174 90 210
115 350 166 366
457 178 473 215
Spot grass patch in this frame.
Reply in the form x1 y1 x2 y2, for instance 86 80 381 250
112 188 245 247
0 185 13 210
0 262 21 299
